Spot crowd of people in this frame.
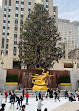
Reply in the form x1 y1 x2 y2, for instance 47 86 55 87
0 88 79 111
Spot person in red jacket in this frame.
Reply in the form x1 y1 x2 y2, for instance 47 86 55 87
4 90 8 102
25 91 29 105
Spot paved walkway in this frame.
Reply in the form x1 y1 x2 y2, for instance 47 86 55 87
51 102 79 111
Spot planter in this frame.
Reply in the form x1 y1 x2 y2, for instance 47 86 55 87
60 83 71 85
6 82 18 85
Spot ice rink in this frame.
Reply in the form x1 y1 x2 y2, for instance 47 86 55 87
0 97 69 111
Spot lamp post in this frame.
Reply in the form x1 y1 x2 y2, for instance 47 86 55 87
1 53 4 69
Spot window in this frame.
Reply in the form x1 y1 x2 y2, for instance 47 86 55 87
9 0 11 6
2 38 4 48
6 44 8 49
4 8 6 11
28 2 31 5
8 15 10 17
13 47 17 56
16 1 19 4
7 27 10 30
20 20 23 25
3 26 5 29
8 21 10 23
21 15 23 18
21 8 24 11
5 0 7 5
15 20 18 24
16 7 19 10
14 41 17 45
7 33 9 36
7 39 9 43
3 20 6 23
15 14 18 17
46 5 48 8
6 50 8 55
9 9 11 12
28 8 31 12
14 34 17 38
15 27 18 31
4 14 6 17
21 1 24 5
3 33 5 35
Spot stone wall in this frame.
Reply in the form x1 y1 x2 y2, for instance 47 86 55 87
70 71 79 91
0 69 7 92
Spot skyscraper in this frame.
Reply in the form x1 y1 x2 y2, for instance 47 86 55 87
0 0 56 69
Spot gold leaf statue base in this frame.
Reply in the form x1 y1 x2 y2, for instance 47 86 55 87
32 85 48 91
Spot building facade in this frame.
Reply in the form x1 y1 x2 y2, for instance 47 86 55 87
58 19 79 59
0 0 56 69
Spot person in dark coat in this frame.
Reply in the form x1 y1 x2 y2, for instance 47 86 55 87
10 94 15 109
22 89 25 99
39 92 41 100
50 89 53 98
65 90 68 99
16 96 21 110
20 96 23 108
0 104 6 111
21 105 26 111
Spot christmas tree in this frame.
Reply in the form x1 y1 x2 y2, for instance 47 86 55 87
19 4 62 69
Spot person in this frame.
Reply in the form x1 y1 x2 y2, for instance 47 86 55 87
4 90 8 102
0 94 3 107
35 91 38 101
21 105 26 111
20 96 23 108
47 89 50 98
9 93 16 109
45 92 48 99
37 98 43 111
0 103 6 111
25 90 29 105
39 92 41 100
22 89 25 99
16 96 21 110
53 90 60 102
50 89 53 98
44 108 47 111
64 90 68 99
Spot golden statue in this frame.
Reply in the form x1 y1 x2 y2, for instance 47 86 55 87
31 68 54 90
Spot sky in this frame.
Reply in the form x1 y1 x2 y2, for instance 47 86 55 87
0 0 79 21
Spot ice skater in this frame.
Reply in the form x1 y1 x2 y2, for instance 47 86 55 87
9 93 15 109
35 91 38 101
0 93 3 107
22 105 26 111
25 90 29 105
37 98 43 111
20 96 23 108
16 96 21 110
4 90 8 102
0 103 6 111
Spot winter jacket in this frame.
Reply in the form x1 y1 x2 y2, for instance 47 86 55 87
25 93 29 98
37 100 43 110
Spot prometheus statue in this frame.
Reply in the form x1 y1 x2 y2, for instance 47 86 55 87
31 68 54 90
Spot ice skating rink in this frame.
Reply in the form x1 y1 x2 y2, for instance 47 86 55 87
0 97 69 111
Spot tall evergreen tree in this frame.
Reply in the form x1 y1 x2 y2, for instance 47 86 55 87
19 4 62 69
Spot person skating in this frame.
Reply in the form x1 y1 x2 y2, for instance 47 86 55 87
0 94 3 107
44 108 47 111
16 96 21 110
37 98 43 111
39 92 41 100
22 89 25 99
50 89 53 98
20 96 23 108
35 91 38 101
25 90 29 105
21 105 26 111
9 93 15 109
4 90 8 102
0 103 6 111
64 90 68 99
